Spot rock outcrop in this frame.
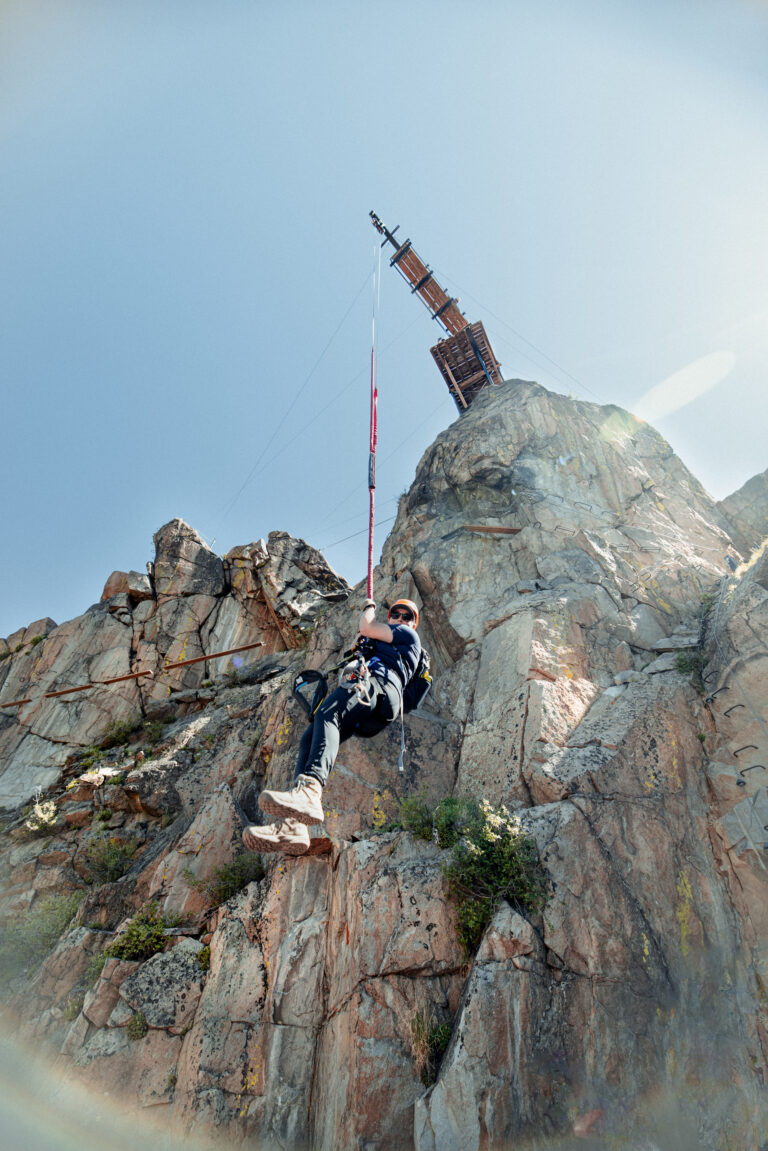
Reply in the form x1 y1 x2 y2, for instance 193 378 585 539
0 521 348 810
1 380 767 1150
717 466 768 557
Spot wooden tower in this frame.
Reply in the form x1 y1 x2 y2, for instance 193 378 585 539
370 212 503 411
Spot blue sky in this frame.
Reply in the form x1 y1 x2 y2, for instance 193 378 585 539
2 0 767 639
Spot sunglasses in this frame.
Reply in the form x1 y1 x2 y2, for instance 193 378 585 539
388 608 413 622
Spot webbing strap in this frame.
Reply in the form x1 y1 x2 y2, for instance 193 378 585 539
397 691 405 773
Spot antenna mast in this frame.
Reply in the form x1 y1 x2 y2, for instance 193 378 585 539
370 211 503 411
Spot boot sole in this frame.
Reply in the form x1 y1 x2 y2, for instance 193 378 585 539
305 836 333 856
258 794 324 826
243 829 309 855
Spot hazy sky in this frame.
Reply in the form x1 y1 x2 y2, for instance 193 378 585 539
2 0 767 639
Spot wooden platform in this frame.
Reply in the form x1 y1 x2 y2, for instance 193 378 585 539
430 321 503 410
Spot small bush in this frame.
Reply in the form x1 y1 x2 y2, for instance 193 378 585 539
393 794 549 960
84 836 137 883
395 794 433 841
63 994 84 1021
197 944 211 971
141 720 165 748
84 903 168 986
126 1011 148 1041
184 853 266 908
107 902 168 962
0 892 84 987
101 716 144 750
29 635 44 647
410 1010 452 1086
674 651 704 675
84 952 109 986
675 650 705 693
0 650 10 662
444 801 548 958
78 746 106 770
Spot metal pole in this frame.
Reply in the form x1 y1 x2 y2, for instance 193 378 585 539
366 253 379 601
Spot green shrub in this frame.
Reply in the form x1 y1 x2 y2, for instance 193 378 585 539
106 902 168 962
393 794 549 960
78 746 106 770
444 800 548 958
674 650 704 675
674 650 706 693
85 902 169 986
84 836 138 883
84 951 109 986
63 994 84 1021
410 1010 452 1086
394 794 433 840
197 944 211 971
101 716 144 749
126 1010 148 1041
184 853 266 907
141 720 165 748
98 716 166 752
432 796 483 849
0 650 10 662
0 892 84 987
29 635 44 647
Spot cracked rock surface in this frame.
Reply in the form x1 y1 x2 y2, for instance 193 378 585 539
2 380 768 1150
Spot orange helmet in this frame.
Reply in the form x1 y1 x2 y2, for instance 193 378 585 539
388 598 419 627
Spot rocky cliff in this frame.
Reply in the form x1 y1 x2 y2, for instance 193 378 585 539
1 379 767 1150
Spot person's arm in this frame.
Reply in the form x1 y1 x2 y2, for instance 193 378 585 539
358 599 393 644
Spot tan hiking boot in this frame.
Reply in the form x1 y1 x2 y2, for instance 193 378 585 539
242 818 310 856
258 773 324 826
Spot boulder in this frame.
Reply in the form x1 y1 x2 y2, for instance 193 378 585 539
119 940 204 1033
153 519 225 599
100 571 153 603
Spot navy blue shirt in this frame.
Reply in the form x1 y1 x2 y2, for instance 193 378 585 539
367 624 421 692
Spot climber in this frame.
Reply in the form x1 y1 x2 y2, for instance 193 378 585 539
242 598 422 856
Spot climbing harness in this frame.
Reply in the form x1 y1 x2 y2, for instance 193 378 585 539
291 639 373 718
291 633 432 774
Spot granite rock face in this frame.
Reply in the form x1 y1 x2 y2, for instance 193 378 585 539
717 466 768 557
1 380 767 1150
0 520 349 809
